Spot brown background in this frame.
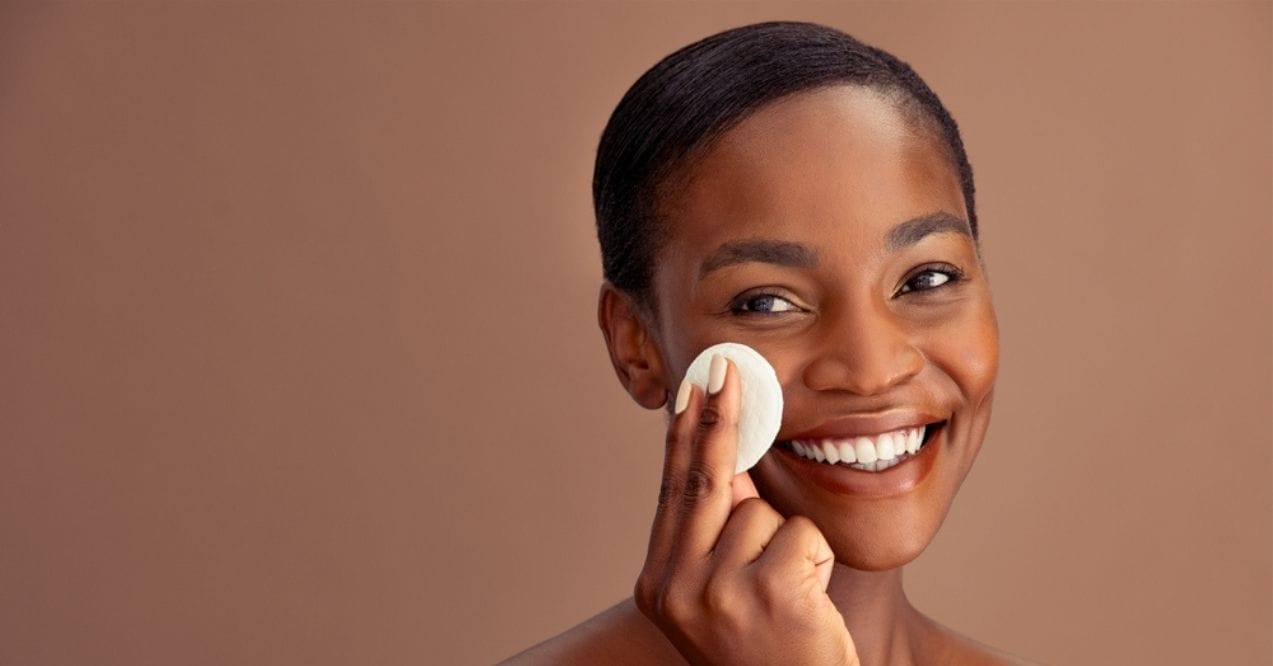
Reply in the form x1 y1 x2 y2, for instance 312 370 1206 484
1 3 1269 665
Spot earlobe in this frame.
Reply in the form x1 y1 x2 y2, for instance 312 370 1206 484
597 283 669 410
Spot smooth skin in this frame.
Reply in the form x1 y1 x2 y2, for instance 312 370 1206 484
504 86 1033 665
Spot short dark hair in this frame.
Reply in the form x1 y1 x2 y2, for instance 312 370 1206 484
592 21 977 308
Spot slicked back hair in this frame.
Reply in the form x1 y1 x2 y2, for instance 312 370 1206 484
593 21 977 309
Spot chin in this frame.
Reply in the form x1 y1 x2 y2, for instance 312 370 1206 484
754 454 961 574
818 507 945 572
749 404 989 575
828 527 933 572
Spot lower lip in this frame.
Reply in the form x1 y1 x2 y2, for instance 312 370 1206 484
771 426 943 498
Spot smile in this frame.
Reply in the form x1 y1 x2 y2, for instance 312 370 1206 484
769 420 947 497
787 425 931 472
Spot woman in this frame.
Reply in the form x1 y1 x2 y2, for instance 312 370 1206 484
507 21 1030 665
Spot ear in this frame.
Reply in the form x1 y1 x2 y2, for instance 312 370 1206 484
597 283 670 410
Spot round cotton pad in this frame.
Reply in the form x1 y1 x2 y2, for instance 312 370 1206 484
683 342 784 474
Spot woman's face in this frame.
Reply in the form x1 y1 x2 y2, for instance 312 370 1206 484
646 85 998 570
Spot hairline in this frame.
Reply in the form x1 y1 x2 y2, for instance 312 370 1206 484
632 81 968 314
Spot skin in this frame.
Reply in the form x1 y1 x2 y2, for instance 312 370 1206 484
503 86 1032 665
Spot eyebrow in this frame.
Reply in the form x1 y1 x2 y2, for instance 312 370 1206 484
885 212 972 251
697 211 971 279
699 239 818 278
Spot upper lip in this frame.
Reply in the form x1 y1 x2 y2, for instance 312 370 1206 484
783 411 945 441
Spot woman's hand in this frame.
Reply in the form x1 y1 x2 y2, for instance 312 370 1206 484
634 355 859 666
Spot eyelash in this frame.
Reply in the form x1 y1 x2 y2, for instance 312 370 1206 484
727 264 965 315
896 263 966 296
728 292 801 315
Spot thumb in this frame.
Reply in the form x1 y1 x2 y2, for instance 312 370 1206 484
729 471 759 507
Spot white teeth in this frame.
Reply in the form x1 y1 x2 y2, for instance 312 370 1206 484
877 434 895 461
871 457 903 472
788 425 934 471
853 437 877 464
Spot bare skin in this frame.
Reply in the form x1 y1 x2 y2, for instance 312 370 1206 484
504 86 1035 665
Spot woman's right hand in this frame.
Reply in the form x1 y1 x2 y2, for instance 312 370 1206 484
634 355 859 666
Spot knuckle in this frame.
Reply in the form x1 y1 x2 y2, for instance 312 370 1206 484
663 424 682 450
701 577 747 633
752 569 804 623
755 567 786 600
701 575 736 615
784 514 819 537
656 475 683 511
636 574 678 621
732 497 769 520
697 401 737 433
697 402 723 429
681 465 715 506
659 586 694 623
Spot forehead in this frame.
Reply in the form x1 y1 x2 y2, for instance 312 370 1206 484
659 85 965 262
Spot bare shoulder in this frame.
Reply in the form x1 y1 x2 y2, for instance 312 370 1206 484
498 597 685 666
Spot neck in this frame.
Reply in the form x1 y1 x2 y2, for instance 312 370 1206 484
825 564 924 666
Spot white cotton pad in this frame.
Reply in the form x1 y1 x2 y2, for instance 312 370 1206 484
683 342 784 474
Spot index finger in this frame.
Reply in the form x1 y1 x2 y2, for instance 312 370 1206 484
642 377 702 569
668 354 744 562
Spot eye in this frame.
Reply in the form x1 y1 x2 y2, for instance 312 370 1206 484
897 264 964 295
729 293 800 315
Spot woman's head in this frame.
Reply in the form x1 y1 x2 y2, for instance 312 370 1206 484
594 21 978 312
595 22 997 571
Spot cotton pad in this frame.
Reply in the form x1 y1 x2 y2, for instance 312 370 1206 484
683 342 784 474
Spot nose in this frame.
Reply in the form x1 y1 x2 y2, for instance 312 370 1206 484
801 300 924 396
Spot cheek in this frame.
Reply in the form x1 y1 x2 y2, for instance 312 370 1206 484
919 299 999 400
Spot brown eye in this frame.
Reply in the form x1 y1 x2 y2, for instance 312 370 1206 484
730 293 799 314
898 264 963 295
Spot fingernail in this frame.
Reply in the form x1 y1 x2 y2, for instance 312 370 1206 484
707 354 726 395
674 378 692 415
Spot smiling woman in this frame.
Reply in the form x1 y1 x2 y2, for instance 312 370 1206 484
504 21 1025 665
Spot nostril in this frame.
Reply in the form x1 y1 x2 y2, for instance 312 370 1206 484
801 363 919 396
799 341 923 396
